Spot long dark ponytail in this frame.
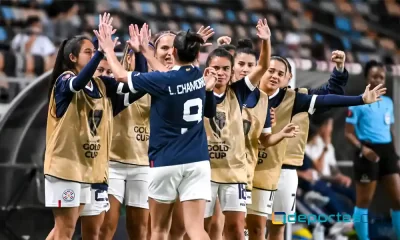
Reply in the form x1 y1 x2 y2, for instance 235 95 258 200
48 35 90 100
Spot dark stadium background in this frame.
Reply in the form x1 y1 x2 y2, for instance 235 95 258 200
0 0 399 239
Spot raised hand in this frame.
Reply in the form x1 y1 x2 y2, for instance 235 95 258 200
256 18 271 41
95 13 119 52
331 50 346 70
204 67 217 91
197 26 215 47
362 84 387 104
93 23 119 53
127 24 140 52
217 36 231 46
280 123 300 138
139 23 152 54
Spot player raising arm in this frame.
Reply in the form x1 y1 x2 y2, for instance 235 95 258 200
95 20 217 240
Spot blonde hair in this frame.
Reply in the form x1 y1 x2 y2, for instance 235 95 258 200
121 44 134 71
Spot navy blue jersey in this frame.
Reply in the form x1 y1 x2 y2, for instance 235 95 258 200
214 76 255 109
269 88 364 117
244 88 272 133
127 65 210 167
54 73 143 118
307 67 349 96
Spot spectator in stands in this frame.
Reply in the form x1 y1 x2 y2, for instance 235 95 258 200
306 117 356 204
11 16 55 57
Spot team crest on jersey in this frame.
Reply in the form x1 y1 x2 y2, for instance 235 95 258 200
210 112 226 138
243 119 251 136
88 110 103 136
62 189 75 202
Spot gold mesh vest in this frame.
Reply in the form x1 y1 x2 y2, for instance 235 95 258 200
284 88 309 166
110 94 150 165
253 89 295 190
44 73 112 184
204 88 247 183
242 90 269 191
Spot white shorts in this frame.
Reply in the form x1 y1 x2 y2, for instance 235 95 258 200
148 161 211 203
204 182 247 218
45 176 91 208
80 188 110 216
246 188 275 218
246 190 252 205
108 161 149 209
267 169 298 220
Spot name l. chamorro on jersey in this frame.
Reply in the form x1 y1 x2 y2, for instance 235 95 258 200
168 77 205 95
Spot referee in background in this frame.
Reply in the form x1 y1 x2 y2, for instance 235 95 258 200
345 60 400 240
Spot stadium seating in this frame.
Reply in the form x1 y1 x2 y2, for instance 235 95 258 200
0 0 399 101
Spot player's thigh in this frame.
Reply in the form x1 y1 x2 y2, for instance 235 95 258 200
247 188 276 218
178 161 212 202
205 182 219 220
80 188 110 218
148 164 182 202
271 169 298 217
45 176 91 208
126 179 149 209
108 165 127 204
218 183 247 214
81 212 105 237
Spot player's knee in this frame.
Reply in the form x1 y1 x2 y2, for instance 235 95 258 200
127 222 148 239
268 223 285 236
224 220 245 238
170 222 186 237
54 222 75 238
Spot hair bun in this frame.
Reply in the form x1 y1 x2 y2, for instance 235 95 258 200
185 31 204 45
237 38 253 49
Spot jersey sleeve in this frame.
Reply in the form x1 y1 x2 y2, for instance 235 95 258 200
127 71 167 97
345 106 359 125
262 105 272 134
134 52 148 73
69 51 104 92
99 76 121 97
54 73 75 118
293 93 317 115
294 93 364 116
110 91 147 116
308 67 348 95
204 90 216 118
230 76 257 106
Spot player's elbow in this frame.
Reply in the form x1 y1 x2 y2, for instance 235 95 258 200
259 133 272 148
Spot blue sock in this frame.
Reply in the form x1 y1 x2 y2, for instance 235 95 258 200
392 210 400 239
353 207 369 240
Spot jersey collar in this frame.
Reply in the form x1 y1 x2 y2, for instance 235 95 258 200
269 88 280 99
171 64 195 71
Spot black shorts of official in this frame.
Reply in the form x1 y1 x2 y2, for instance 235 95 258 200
353 141 400 182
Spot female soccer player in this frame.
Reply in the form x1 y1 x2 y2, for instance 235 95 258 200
149 30 176 70
246 56 386 240
99 33 151 239
203 19 298 240
44 13 146 239
345 60 400 240
259 52 349 240
78 49 114 240
95 21 218 240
